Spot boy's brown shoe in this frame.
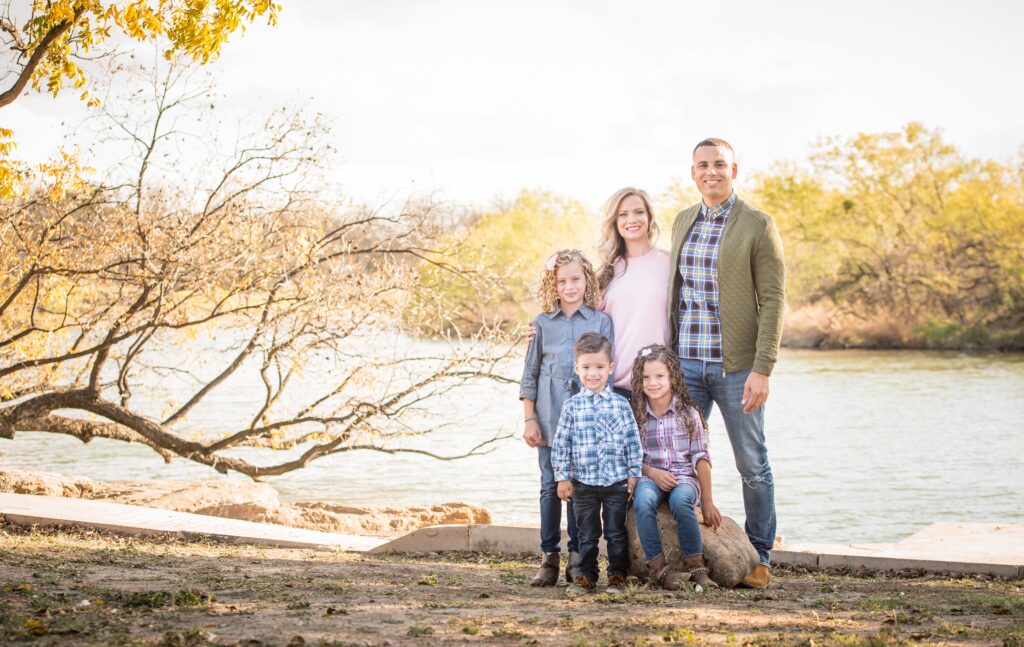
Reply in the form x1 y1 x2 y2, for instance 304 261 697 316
605 574 626 593
739 564 771 589
572 575 596 590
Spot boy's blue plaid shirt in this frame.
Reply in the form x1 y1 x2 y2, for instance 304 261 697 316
551 385 643 486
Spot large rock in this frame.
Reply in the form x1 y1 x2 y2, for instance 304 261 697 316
0 469 491 537
627 502 758 588
0 469 104 498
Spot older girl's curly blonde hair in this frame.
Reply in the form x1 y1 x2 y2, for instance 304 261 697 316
536 249 602 313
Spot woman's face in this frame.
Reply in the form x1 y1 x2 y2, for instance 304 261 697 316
615 194 650 243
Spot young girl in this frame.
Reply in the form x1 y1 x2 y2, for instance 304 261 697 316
631 344 722 590
520 249 614 587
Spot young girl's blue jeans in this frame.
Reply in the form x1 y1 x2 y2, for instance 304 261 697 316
633 478 703 561
538 446 579 554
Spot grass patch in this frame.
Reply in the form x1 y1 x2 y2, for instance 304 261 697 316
100 588 214 609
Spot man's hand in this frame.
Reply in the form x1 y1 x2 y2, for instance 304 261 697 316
742 371 769 413
523 420 544 448
627 476 638 498
557 480 573 501
647 467 678 492
700 499 723 531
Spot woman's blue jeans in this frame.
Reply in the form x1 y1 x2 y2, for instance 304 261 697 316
538 446 578 553
633 478 702 561
681 358 777 566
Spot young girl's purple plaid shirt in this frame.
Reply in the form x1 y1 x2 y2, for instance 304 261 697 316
551 385 643 486
640 398 711 500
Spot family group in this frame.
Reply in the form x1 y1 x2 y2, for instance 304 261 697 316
519 138 786 594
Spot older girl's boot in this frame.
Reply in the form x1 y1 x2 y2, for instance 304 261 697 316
531 553 560 587
646 553 690 590
682 553 719 590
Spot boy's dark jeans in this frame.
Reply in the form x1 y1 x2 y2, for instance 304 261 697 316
571 478 630 581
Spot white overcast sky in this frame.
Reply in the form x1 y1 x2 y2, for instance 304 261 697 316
7 0 1024 208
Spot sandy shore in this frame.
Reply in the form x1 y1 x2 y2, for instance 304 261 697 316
1 523 1021 646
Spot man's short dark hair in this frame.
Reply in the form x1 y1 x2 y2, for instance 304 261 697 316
574 332 612 359
693 137 734 155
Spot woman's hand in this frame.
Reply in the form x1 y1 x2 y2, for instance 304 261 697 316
523 420 544 448
524 323 537 342
647 467 678 492
700 498 722 531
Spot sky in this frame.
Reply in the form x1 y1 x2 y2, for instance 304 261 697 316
6 0 1024 209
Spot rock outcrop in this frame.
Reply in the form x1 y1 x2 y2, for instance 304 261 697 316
626 502 759 588
0 469 491 537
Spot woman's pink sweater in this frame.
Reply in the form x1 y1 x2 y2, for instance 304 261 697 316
601 247 671 390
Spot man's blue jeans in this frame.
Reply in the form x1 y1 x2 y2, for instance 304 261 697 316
633 479 702 561
572 479 630 580
538 446 579 553
681 358 776 565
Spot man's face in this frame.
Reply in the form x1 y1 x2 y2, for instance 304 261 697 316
575 351 614 393
691 145 737 205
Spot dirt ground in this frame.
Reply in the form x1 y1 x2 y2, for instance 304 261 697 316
1 523 1021 646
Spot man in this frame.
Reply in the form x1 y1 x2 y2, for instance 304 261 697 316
667 138 785 588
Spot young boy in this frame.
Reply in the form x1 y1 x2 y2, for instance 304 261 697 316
552 332 643 592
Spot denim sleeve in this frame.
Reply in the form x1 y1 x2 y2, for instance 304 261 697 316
620 406 643 478
519 319 542 401
551 399 574 481
600 312 615 357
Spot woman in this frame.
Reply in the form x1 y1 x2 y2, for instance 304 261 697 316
596 187 671 399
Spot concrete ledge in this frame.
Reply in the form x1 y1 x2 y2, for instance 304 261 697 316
4 493 1021 580
816 553 1021 579
773 549 820 569
0 493 384 552
370 524 560 554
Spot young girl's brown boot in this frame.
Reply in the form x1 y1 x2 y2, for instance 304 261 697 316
646 553 690 590
682 553 719 590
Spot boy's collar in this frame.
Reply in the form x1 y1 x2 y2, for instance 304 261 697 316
583 383 613 399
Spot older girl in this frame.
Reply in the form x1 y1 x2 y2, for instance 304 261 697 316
520 249 613 586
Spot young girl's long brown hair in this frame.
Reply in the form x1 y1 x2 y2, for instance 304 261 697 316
629 344 709 443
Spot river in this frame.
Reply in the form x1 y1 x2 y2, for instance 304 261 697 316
2 349 1022 545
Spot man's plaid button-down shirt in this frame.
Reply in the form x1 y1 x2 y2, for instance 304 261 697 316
677 192 736 362
552 384 643 486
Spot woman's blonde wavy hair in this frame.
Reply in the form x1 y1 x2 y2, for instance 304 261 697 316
536 249 602 313
597 187 659 290
629 344 709 444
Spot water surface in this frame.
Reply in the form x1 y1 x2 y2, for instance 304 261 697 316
3 349 1022 545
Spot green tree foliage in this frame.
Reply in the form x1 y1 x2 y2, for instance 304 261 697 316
417 190 595 333
752 123 1024 348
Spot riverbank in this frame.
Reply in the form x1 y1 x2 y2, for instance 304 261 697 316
2 523 1021 646
0 470 490 537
